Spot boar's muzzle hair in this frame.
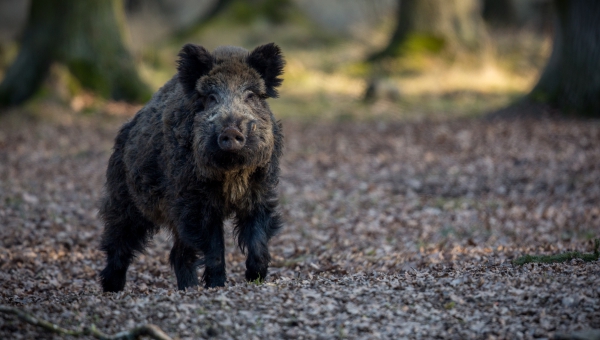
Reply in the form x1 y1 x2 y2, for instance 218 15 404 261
98 43 285 292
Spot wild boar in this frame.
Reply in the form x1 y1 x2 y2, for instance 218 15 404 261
99 43 284 292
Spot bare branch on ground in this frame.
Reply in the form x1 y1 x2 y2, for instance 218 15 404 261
0 305 173 340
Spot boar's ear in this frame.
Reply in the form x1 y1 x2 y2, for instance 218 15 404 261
177 44 213 96
247 43 285 98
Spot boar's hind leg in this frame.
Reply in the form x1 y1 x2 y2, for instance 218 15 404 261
236 204 283 283
99 142 157 292
169 238 200 290
99 195 156 292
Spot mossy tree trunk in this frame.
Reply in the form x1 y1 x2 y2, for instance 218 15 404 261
529 0 600 116
0 0 150 108
368 0 486 61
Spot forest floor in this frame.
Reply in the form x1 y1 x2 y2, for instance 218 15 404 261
0 104 598 340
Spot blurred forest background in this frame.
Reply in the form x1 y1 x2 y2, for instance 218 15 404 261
1 0 589 120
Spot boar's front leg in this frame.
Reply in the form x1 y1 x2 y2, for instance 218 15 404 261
235 200 282 283
169 238 200 290
200 221 226 288
175 198 226 289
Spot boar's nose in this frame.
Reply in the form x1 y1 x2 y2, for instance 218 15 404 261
218 127 246 151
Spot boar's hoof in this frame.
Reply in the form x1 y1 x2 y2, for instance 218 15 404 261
218 127 246 151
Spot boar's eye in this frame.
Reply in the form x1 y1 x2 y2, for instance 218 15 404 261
204 93 219 107
245 92 257 102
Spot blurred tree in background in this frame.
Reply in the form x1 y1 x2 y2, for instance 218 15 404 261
528 0 600 116
481 0 519 28
124 0 292 44
173 0 233 37
0 0 150 108
0 0 597 117
369 0 486 61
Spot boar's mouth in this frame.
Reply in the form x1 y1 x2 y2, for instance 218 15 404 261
210 150 249 170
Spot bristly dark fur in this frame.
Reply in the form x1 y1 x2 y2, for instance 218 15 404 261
99 43 285 292
177 44 214 96
247 43 285 98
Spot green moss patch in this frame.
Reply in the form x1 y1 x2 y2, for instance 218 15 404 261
400 34 446 55
513 239 599 265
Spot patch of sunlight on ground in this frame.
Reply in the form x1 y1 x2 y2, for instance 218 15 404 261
398 61 537 96
268 56 541 121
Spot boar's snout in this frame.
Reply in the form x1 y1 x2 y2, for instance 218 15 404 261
218 127 246 151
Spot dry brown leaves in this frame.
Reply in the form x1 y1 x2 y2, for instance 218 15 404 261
0 112 598 339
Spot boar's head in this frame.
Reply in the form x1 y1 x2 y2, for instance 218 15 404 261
177 43 284 174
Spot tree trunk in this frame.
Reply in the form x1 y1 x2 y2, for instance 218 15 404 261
369 0 485 61
529 0 600 116
0 0 56 106
172 0 234 39
0 0 150 108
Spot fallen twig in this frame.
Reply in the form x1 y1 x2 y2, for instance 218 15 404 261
554 328 600 340
0 305 173 340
